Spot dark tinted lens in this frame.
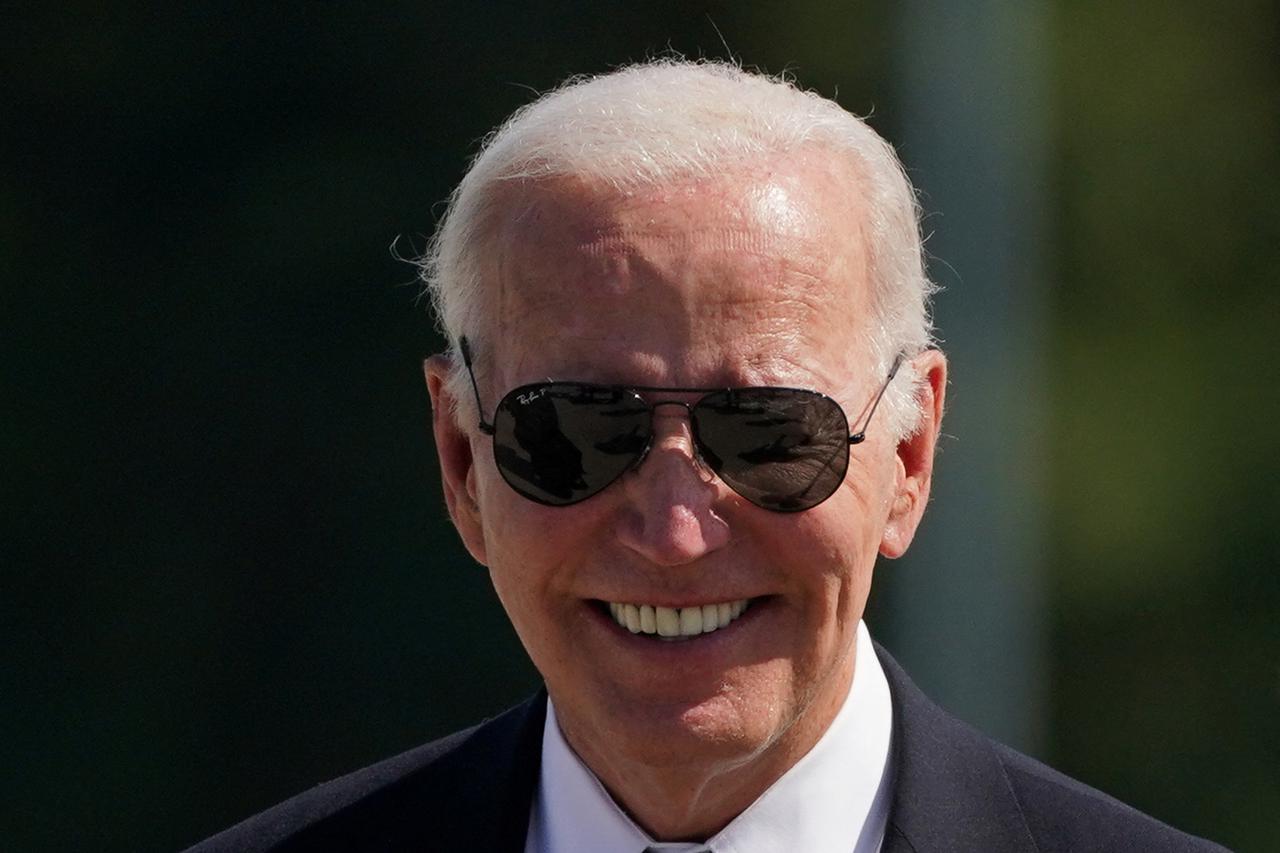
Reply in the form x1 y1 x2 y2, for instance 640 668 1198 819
491 383 651 506
694 388 850 512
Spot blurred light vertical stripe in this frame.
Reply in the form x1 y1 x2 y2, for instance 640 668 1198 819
883 0 1051 756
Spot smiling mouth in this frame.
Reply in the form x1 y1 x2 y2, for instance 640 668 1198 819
602 599 754 640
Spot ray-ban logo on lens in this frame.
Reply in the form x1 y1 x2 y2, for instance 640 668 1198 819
517 388 547 405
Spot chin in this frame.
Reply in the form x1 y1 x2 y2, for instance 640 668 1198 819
594 681 792 771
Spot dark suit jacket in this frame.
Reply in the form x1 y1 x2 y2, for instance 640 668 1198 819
184 645 1227 852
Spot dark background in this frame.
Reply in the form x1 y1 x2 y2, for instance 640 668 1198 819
4 3 1276 851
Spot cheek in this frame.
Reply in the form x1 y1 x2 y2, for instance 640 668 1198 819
779 493 884 632
841 440 900 522
477 487 607 613
485 496 594 561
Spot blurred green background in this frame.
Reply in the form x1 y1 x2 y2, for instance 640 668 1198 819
4 3 1275 851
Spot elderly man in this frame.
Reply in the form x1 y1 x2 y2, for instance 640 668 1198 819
188 61 1223 852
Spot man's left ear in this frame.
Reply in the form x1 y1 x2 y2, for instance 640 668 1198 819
880 349 947 559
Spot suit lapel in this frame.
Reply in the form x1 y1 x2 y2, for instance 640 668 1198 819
874 644 1037 853
278 690 547 852
433 690 548 850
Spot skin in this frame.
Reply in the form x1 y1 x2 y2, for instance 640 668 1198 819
425 149 946 841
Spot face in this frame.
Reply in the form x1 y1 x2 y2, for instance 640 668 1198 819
427 151 944 796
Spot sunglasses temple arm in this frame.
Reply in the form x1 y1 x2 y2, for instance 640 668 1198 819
459 336 496 435
848 353 905 445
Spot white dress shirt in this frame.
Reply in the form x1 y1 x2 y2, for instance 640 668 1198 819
524 621 894 853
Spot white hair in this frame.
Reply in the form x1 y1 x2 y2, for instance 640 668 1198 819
418 59 936 440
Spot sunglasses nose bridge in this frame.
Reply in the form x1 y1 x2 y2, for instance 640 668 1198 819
642 399 710 468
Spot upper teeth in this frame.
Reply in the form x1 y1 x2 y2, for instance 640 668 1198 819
608 599 751 638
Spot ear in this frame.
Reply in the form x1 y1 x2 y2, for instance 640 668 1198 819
880 349 947 559
424 355 489 565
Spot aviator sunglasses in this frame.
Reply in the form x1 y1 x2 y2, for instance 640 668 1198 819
459 337 904 513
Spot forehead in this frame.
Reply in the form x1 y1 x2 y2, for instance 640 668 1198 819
485 151 872 389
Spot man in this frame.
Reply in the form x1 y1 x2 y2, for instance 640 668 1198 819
188 61 1224 852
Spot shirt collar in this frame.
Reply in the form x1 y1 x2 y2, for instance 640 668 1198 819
526 621 894 853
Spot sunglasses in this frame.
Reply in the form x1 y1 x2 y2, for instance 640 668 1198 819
458 337 903 512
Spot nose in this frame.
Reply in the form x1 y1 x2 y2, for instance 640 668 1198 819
613 406 731 566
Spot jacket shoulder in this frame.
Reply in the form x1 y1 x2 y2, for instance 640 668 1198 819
182 694 546 853
992 744 1229 853
873 642 1228 853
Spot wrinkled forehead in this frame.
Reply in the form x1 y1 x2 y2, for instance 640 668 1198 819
478 154 873 387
